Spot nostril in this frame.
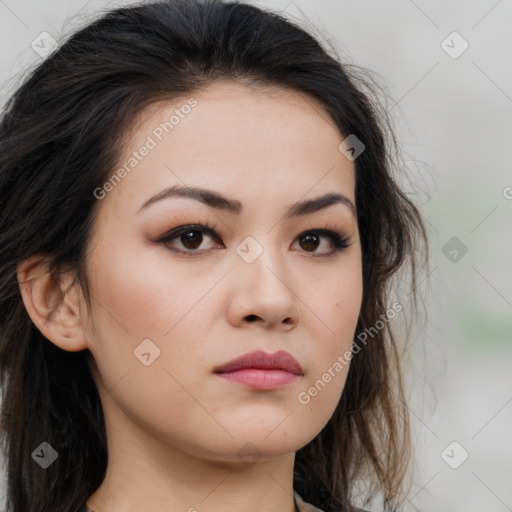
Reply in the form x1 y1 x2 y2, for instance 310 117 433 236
245 314 259 322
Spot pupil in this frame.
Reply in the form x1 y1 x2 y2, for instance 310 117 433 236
182 230 202 249
302 233 319 251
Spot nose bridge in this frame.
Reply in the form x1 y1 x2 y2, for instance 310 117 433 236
224 223 303 329
234 233 296 304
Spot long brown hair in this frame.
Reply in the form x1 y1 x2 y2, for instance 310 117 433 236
0 1 429 511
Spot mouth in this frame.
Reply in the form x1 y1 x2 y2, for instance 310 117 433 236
213 350 303 390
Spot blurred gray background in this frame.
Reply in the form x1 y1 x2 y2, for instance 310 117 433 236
0 1 510 511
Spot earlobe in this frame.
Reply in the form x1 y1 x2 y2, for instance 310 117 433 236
16 255 88 352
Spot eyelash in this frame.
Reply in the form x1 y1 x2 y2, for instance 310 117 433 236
154 222 350 258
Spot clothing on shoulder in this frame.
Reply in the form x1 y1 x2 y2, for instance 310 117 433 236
78 491 372 512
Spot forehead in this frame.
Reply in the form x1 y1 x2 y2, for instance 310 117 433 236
99 79 355 220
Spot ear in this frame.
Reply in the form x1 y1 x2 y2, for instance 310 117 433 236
17 255 88 352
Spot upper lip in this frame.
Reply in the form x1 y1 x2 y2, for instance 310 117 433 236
213 350 303 375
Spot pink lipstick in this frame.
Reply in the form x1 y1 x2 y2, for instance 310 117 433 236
213 350 303 390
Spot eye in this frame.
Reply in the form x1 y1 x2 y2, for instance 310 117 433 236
155 223 350 257
155 222 223 254
293 229 350 257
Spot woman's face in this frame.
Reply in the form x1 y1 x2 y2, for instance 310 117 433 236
82 80 363 464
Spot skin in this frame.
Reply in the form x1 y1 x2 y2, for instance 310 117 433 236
17 79 363 512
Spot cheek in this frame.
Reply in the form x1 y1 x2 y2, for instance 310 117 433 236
299 263 362 409
83 244 210 432
313 259 363 343
85 235 194 339
84 239 220 384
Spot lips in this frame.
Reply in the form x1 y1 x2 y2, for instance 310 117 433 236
213 350 303 375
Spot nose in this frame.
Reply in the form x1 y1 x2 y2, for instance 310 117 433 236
226 244 301 330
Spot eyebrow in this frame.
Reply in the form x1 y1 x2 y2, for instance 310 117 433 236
137 185 356 218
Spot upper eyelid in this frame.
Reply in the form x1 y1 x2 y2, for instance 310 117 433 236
156 223 347 239
155 223 350 250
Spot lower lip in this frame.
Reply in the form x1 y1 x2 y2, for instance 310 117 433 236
215 369 301 389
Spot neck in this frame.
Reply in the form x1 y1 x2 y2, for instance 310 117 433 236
86 407 298 512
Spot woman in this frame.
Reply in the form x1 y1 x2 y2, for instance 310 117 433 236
0 1 429 511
